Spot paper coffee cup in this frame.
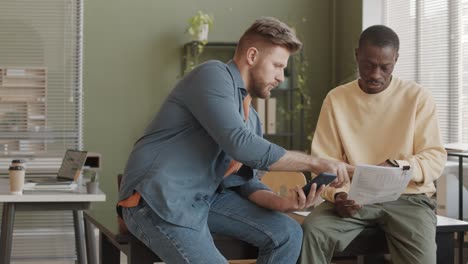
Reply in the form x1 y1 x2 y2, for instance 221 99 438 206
9 166 25 195
11 159 26 168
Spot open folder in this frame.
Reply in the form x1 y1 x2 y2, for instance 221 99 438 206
347 164 412 205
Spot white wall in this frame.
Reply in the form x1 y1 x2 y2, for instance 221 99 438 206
362 0 384 29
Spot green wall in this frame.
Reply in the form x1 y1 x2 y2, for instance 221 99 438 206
332 0 362 87
83 0 362 210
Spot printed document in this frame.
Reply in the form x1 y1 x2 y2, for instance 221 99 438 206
23 182 78 191
348 164 412 205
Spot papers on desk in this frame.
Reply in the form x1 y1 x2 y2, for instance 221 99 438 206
348 164 412 205
444 143 468 153
293 211 311 217
23 182 78 191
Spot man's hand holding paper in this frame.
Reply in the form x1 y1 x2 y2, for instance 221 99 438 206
347 164 412 205
334 192 362 218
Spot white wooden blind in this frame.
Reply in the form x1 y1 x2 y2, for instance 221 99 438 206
383 0 467 144
0 0 83 262
0 0 83 168
462 1 468 143
0 206 76 262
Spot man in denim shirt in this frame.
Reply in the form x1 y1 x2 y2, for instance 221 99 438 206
119 17 351 264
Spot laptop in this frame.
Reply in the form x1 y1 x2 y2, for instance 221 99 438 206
27 149 88 185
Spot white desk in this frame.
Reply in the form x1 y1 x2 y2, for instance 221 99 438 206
0 179 105 264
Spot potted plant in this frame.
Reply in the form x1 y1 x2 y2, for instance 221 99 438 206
183 11 214 75
186 10 214 43
83 169 99 193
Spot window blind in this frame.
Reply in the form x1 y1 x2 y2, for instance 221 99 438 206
0 0 83 261
383 0 465 144
462 1 468 143
0 0 83 170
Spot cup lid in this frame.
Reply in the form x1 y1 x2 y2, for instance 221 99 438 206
9 166 24 170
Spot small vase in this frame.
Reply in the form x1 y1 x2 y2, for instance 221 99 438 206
197 24 209 42
86 182 99 194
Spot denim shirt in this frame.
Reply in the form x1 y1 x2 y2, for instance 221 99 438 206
119 60 286 230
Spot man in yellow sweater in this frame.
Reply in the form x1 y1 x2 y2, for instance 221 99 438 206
298 25 447 264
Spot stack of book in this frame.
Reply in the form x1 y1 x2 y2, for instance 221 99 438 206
252 97 277 134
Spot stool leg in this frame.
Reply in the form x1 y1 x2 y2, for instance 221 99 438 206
100 232 120 264
127 235 161 264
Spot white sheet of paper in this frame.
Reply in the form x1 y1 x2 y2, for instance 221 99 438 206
293 211 311 217
348 164 412 205
23 182 77 191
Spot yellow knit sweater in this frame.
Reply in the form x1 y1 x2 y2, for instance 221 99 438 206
312 77 447 202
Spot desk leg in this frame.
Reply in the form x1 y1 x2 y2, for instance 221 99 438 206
458 231 464 264
73 210 86 264
84 217 96 264
458 156 464 264
0 203 15 264
437 232 454 264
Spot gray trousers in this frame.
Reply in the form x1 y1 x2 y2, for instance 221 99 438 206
298 194 437 264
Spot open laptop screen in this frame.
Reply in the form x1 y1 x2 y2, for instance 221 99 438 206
57 149 88 181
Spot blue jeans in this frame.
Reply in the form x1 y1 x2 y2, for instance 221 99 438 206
122 189 302 264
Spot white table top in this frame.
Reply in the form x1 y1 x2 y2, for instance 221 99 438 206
0 179 106 202
437 214 468 226
293 211 468 226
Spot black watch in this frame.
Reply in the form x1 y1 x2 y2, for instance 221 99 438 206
386 159 399 167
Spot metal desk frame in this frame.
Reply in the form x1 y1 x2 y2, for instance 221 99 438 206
0 202 88 264
447 151 467 264
0 185 105 264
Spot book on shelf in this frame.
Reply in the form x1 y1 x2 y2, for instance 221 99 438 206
29 115 46 120
6 68 26 76
252 98 266 133
266 97 277 134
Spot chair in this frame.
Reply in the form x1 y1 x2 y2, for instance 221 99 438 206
260 171 307 196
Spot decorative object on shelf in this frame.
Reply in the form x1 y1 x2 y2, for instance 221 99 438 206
186 10 214 42
184 11 214 74
83 168 99 194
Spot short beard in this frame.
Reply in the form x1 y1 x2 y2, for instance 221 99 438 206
249 67 270 99
251 83 269 99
